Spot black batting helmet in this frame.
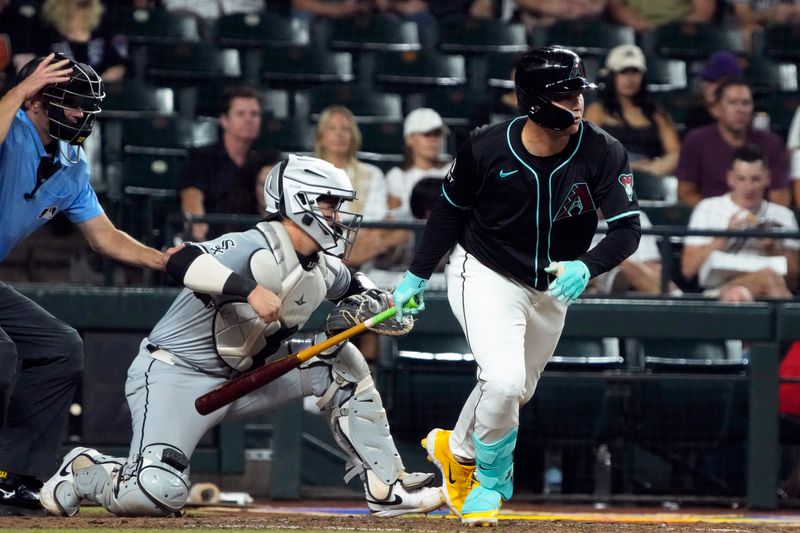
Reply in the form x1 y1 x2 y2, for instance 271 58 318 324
515 46 595 131
18 53 105 146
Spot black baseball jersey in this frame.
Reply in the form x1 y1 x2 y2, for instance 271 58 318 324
409 117 641 291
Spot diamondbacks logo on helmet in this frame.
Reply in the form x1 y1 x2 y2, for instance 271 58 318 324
554 182 595 221
618 173 634 204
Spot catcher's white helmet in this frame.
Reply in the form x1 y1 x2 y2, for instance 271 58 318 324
264 154 361 258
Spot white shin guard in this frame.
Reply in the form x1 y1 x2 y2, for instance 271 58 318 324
302 343 405 500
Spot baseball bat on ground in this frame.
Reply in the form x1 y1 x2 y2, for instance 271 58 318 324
195 300 416 415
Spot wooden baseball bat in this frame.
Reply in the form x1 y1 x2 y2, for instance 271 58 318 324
195 304 407 415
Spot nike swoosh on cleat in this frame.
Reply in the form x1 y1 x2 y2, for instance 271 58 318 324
0 488 14 499
366 494 403 505
499 169 518 178
447 465 456 485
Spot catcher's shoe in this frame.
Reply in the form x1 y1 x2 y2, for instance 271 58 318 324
367 480 443 517
0 473 44 516
40 447 100 517
421 428 477 517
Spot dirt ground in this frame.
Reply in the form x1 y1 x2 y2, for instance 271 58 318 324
3 502 800 532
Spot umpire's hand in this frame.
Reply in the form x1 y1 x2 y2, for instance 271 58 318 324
247 285 281 323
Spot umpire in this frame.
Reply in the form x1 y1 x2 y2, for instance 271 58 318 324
0 53 168 515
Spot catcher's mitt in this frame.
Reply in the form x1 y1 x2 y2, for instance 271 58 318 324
325 288 414 337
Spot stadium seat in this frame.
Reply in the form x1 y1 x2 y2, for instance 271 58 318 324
652 22 744 60
743 56 798 96
355 121 405 170
101 80 174 119
652 88 694 132
302 85 403 123
485 52 520 89
119 153 185 247
641 204 693 227
120 116 218 154
260 46 354 89
108 7 200 45
438 16 528 54
543 19 634 57
327 14 420 52
215 12 310 48
411 86 485 128
761 23 800 62
758 91 800 138
633 169 667 202
194 82 291 119
374 51 466 92
146 43 241 86
254 116 314 153
643 57 687 92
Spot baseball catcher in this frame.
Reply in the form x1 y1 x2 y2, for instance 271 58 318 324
39 154 442 517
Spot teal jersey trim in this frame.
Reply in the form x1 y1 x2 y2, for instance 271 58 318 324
441 183 470 210
606 210 641 223
546 122 584 265
505 116 541 286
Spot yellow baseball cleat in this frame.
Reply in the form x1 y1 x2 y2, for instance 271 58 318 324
421 428 477 517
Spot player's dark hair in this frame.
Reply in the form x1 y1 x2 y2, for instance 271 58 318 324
221 85 263 115
715 77 750 103
410 177 444 220
731 144 767 168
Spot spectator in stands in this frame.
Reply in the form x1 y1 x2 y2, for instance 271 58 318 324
677 78 790 207
290 0 372 20
430 0 496 19
684 51 743 134
386 108 452 221
162 0 264 35
179 86 262 241
681 145 798 299
313 105 386 220
510 0 607 30
587 210 682 295
225 149 283 217
585 44 680 178
728 0 800 49
785 105 800 206
606 0 716 32
20 0 128 83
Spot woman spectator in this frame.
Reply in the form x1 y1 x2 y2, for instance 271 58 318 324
585 44 680 178
386 108 452 220
29 0 128 83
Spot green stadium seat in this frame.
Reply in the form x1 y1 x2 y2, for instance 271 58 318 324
438 16 528 54
101 80 174 119
633 169 667 201
108 7 200 45
757 91 800 138
120 116 218 155
303 85 403 123
215 12 310 48
652 22 744 60
485 52 521 90
260 46 354 88
643 57 687 92
120 153 185 247
652 88 694 132
147 43 241 86
327 14 420 52
374 51 466 91
641 204 693 226
743 56 798 96
255 116 314 153
762 23 800 62
357 121 404 156
543 19 634 57
194 82 291 119
412 86 485 127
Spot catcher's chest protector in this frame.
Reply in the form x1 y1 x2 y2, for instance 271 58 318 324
213 222 327 370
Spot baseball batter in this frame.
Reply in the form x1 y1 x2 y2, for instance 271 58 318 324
392 47 642 525
39 155 443 518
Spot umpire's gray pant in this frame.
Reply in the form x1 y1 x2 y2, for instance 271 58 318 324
0 282 83 481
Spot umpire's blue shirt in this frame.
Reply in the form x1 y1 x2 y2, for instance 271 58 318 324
0 109 103 262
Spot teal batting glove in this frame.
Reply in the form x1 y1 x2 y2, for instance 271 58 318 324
392 272 428 319
545 260 590 305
